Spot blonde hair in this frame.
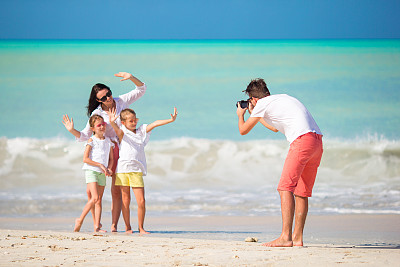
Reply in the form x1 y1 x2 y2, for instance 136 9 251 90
120 108 136 121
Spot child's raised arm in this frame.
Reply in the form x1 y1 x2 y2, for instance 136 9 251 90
106 108 124 142
146 107 178 133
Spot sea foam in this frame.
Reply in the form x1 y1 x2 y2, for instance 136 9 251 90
0 137 399 217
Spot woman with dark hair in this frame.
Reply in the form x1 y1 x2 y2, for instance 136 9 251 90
62 72 146 232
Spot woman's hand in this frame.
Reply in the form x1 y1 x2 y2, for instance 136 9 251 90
114 72 144 86
114 72 133 81
62 115 74 131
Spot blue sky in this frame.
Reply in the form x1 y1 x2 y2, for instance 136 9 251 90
1 0 399 39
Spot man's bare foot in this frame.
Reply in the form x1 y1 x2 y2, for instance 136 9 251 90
74 219 83 232
125 229 134 234
139 228 150 234
262 237 293 247
95 228 107 233
111 224 118 232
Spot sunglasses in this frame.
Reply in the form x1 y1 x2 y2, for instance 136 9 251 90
95 122 107 128
97 90 112 102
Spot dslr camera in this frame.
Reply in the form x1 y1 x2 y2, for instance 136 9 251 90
236 99 249 109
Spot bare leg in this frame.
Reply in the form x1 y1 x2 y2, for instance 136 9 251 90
132 187 149 234
94 185 106 232
87 188 95 224
120 186 133 233
292 195 308 246
262 190 294 247
111 174 122 232
74 183 99 232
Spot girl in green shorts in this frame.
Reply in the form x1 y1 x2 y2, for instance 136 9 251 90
74 114 115 232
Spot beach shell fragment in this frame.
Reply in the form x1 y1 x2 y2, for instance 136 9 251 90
245 237 258 242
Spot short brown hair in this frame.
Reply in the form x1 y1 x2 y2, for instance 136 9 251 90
120 108 136 121
244 78 270 98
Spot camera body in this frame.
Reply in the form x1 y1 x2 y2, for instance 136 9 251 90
236 100 248 109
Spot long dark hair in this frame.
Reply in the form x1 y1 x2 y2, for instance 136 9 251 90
86 83 110 117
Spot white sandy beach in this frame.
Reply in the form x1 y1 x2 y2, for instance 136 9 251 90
1 228 399 267
1 215 399 266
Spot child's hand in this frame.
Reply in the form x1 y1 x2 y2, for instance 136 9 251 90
114 72 133 81
62 115 74 131
106 168 113 176
99 164 108 174
170 107 178 122
106 108 119 123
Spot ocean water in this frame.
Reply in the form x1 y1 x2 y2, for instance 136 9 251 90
0 39 399 218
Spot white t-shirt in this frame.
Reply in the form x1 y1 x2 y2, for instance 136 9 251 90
250 94 322 143
116 124 151 175
82 136 115 173
77 84 147 143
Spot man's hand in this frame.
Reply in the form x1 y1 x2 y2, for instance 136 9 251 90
236 103 247 117
248 101 255 114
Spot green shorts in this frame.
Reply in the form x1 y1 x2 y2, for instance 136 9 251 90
85 170 106 186
115 172 144 187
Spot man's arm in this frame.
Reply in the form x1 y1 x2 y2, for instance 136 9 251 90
259 119 278 132
245 100 278 133
237 105 261 135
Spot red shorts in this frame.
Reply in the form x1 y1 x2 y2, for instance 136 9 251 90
277 132 323 197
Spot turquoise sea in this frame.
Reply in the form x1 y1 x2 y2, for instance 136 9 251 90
0 40 399 220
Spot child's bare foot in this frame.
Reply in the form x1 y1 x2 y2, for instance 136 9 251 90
139 228 150 234
292 234 303 246
74 219 83 232
293 240 303 247
262 237 293 247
